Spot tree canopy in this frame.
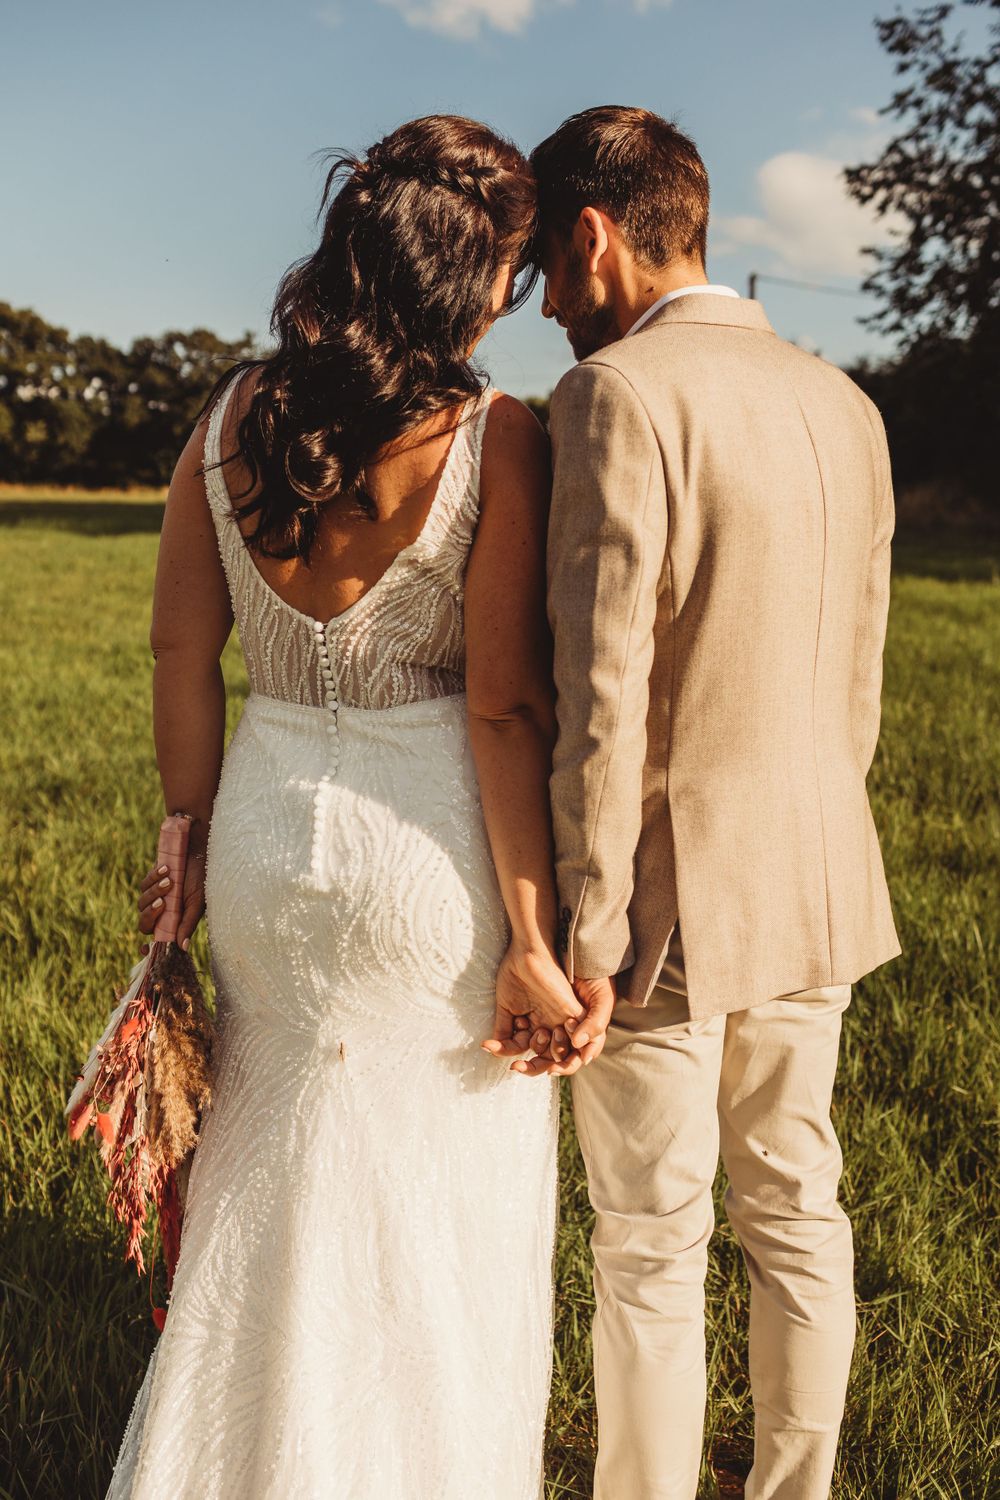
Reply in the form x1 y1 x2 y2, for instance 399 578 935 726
845 0 1000 343
844 2 999 510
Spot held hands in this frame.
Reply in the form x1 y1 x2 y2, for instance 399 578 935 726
481 941 616 1076
508 975 617 1077
137 841 207 955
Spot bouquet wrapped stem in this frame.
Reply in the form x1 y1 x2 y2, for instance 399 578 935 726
66 815 214 1325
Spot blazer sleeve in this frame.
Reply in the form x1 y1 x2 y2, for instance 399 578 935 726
546 360 667 981
853 403 895 776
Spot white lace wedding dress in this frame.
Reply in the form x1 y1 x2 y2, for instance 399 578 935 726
104 373 560 1500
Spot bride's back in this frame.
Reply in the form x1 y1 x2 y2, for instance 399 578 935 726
220 372 483 623
204 368 495 712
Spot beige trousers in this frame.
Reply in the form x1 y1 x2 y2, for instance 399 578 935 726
570 961 856 1500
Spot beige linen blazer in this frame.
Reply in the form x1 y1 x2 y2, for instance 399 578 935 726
547 294 901 1017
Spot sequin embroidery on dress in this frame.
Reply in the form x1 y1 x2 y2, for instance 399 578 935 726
103 370 559 1500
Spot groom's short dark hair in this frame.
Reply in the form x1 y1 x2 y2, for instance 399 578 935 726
530 106 709 269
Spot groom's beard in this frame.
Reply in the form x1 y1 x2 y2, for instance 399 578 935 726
560 248 618 360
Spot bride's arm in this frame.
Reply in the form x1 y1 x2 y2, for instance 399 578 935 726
138 408 235 951
465 394 586 1066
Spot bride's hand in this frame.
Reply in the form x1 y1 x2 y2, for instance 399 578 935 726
137 846 207 955
481 940 586 1071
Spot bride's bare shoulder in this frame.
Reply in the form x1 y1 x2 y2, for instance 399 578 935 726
480 391 551 503
482 389 548 446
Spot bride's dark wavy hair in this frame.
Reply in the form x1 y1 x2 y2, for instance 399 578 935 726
199 115 539 561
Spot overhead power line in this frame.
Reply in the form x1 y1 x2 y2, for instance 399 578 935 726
748 271 868 300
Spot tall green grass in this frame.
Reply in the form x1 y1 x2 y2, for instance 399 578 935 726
1 497 997 1498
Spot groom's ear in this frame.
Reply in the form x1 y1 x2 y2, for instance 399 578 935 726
576 207 611 275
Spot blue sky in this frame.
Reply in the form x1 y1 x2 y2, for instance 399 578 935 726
2 0 916 396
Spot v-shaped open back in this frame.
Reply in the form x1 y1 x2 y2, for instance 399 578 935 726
203 371 493 711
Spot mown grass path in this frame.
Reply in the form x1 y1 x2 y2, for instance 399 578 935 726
1 496 997 1498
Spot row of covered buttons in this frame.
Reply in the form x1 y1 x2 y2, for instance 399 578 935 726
312 618 341 772
310 619 341 881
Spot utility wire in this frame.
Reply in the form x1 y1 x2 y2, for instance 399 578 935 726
748 271 868 299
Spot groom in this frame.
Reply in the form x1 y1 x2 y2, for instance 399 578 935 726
527 107 900 1500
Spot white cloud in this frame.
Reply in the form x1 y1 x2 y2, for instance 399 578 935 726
378 0 537 37
376 0 673 40
848 105 881 127
715 151 903 277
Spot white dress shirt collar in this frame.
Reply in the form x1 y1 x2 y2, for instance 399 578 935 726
624 284 740 339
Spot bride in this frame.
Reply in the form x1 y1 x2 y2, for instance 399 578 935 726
106 115 586 1499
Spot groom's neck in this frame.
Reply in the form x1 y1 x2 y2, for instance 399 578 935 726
611 256 710 339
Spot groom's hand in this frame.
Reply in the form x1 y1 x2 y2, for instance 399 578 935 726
512 974 617 1076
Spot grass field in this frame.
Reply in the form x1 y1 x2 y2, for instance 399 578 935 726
1 493 997 1499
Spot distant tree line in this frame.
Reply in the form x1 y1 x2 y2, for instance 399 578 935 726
0 302 256 488
1 299 993 512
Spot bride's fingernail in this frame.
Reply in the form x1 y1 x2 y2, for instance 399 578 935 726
157 865 169 875
576 1032 589 1046
181 938 190 951
152 897 164 909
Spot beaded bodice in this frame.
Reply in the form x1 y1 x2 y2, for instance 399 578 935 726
203 374 492 711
